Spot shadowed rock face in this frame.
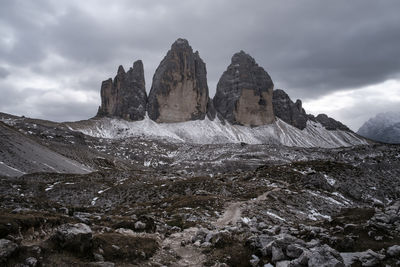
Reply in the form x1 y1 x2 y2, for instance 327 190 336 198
310 114 351 131
147 39 209 123
97 60 147 120
213 51 275 126
273 89 308 130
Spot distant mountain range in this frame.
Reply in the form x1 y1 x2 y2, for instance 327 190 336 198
358 112 400 144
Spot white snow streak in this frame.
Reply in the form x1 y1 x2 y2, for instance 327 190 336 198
69 116 368 148
0 161 26 174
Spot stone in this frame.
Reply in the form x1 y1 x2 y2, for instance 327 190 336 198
272 89 309 130
213 50 275 126
134 221 146 231
97 60 147 121
308 245 345 267
309 114 350 131
357 249 385 266
147 38 209 123
94 253 105 262
0 239 18 262
272 244 286 262
387 245 400 257
276 260 291 267
25 257 38 267
53 223 92 253
250 254 260 266
286 244 305 259
73 211 93 224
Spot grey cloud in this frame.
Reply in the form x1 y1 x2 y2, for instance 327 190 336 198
0 67 10 79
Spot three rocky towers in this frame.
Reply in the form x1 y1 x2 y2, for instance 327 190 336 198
97 38 348 131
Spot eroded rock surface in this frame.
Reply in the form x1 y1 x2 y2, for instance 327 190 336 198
147 38 209 123
273 89 309 130
97 60 147 120
213 51 275 126
309 113 351 131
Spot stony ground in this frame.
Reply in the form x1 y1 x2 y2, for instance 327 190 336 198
0 113 400 266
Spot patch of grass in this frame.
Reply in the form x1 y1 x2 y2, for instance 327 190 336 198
92 233 158 262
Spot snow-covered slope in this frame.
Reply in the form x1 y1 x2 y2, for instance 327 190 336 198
358 112 400 144
68 116 367 148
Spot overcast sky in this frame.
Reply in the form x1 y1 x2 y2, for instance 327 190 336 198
1 0 400 130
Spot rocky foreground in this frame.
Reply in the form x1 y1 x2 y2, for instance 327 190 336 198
0 114 400 266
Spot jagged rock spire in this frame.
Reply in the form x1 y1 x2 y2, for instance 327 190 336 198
213 51 275 126
147 38 210 123
97 60 147 120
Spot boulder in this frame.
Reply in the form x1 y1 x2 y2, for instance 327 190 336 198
25 257 38 267
213 51 275 126
387 245 400 257
53 223 92 253
97 60 147 121
357 249 385 266
308 244 345 267
0 239 18 262
147 38 209 123
286 244 305 259
272 89 309 130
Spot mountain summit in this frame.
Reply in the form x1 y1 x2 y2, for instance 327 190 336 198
358 112 400 144
214 51 275 126
147 38 210 123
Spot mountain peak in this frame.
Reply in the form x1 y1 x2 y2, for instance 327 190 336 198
213 51 274 126
231 50 256 65
171 38 191 49
147 39 209 123
358 111 400 143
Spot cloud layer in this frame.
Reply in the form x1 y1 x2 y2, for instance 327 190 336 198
1 0 400 129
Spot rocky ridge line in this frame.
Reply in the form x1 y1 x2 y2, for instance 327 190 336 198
96 38 353 132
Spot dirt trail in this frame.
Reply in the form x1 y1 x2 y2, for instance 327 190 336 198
214 188 279 228
151 227 205 267
151 188 279 266
215 202 243 227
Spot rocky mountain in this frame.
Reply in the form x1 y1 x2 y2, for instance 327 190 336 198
147 39 209 123
97 60 147 120
272 89 308 130
214 51 275 126
272 89 350 131
358 111 400 144
95 38 353 141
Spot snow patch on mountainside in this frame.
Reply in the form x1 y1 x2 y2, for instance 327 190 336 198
68 116 367 148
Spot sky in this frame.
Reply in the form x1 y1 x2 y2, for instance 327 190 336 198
1 0 400 131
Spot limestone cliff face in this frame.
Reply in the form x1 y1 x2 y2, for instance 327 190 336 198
213 51 275 126
147 39 209 123
97 60 147 120
272 89 308 130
